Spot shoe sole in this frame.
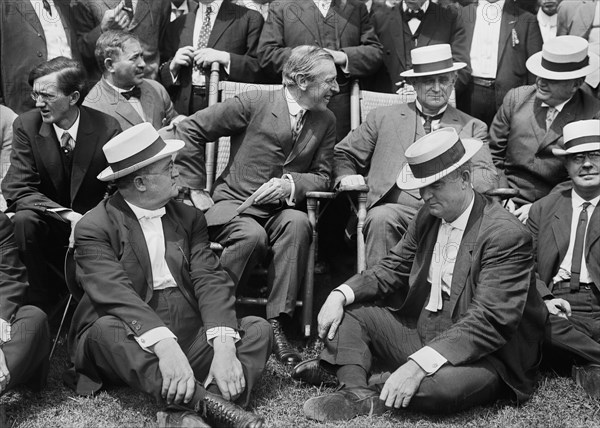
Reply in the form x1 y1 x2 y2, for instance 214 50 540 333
303 394 386 422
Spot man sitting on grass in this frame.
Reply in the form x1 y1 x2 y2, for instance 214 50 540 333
64 123 271 428
293 128 547 421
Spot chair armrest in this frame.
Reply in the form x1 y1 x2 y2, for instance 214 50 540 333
484 188 519 200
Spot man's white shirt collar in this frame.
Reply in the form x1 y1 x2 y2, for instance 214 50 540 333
443 191 474 232
52 108 81 143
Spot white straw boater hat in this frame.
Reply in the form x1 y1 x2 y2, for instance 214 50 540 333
526 35 597 80
397 128 483 190
400 44 466 78
552 119 600 156
98 122 185 181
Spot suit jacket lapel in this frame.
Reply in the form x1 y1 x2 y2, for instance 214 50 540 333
71 108 100 200
416 6 436 47
36 123 65 193
586 204 600 265
272 90 294 157
463 4 476 51
391 6 408 72
551 195 572 264
113 194 154 297
290 2 319 41
129 0 151 31
332 0 354 39
539 92 584 153
139 81 157 124
449 193 485 314
530 98 547 149
497 4 515 66
181 3 198 46
209 1 236 47
286 111 314 165
440 106 463 133
16 1 44 36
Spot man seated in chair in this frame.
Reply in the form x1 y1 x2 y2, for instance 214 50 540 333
65 123 271 428
84 31 185 131
1 57 121 314
527 119 600 398
334 44 498 268
0 212 50 398
292 128 547 422
489 35 600 224
174 45 338 365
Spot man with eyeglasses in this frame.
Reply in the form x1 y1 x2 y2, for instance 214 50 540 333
332 45 497 268
527 119 600 398
1 57 121 313
489 36 600 224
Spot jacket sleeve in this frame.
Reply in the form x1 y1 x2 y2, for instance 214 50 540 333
0 213 27 321
340 3 383 77
526 200 554 299
227 10 265 83
488 88 516 189
257 2 292 76
1 116 66 214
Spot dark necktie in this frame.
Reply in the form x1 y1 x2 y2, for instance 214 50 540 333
197 5 212 50
122 86 142 100
42 0 52 16
570 202 591 292
418 110 444 134
292 110 306 143
404 9 424 21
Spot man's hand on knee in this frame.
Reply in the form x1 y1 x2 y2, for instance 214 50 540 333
153 338 196 405
317 291 346 341
0 349 11 393
379 360 426 409
205 336 245 401
545 298 572 319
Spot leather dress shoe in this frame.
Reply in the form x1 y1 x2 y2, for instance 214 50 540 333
157 410 211 428
303 385 386 422
196 391 264 428
291 358 338 386
572 364 600 398
269 318 301 365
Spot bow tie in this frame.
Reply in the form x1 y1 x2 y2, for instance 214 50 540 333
121 86 142 100
404 9 425 21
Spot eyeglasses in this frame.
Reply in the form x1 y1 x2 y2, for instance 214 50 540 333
30 91 60 102
569 151 600 164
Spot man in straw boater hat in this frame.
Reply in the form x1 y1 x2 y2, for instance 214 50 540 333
64 123 271 428
527 119 600 398
334 44 497 268
294 128 546 421
489 35 600 224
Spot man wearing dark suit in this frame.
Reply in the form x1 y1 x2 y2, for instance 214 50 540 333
489 36 600 223
84 31 184 131
0 0 80 114
368 0 471 95
159 0 265 115
293 128 546 421
258 0 383 141
0 212 50 396
527 119 600 397
459 0 543 126
71 0 171 81
334 45 497 267
66 123 269 426
175 46 338 365
1 58 121 313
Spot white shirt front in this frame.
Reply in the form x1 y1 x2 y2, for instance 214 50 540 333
170 0 189 22
470 0 505 79
30 0 72 60
313 0 332 17
537 9 557 43
554 191 599 285
52 109 81 148
415 100 447 133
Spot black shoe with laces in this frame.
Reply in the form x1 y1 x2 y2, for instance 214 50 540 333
269 318 301 366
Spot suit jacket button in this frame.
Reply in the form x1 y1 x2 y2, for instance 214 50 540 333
37 52 43 57
135 325 141 331
132 320 137 325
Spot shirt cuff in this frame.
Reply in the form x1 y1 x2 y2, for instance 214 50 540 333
340 52 350 75
206 326 241 346
335 284 355 306
409 346 447 375
170 70 179 84
134 327 177 353
0 318 11 343
282 174 296 206
224 53 231 75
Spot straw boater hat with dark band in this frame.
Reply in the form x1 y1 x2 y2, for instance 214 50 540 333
98 122 185 182
526 35 597 80
397 128 483 190
400 44 466 78
552 119 600 156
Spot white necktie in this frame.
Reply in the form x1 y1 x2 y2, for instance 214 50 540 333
545 106 558 130
426 222 457 312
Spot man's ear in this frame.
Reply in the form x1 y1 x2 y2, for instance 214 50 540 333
132 175 147 192
69 91 80 106
296 73 308 91
104 57 115 73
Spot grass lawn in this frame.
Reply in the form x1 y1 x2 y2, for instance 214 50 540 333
1 333 599 428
